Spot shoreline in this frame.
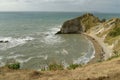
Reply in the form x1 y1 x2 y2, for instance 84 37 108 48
83 33 105 64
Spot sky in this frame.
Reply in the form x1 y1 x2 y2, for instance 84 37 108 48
0 0 119 13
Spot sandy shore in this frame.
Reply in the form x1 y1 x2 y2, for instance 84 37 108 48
83 33 105 64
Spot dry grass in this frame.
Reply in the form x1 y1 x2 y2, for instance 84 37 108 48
1 57 120 80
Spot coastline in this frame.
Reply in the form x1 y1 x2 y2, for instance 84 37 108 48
83 33 104 64
0 13 120 80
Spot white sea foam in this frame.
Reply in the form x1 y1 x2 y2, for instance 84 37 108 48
0 36 34 50
7 54 25 59
0 56 5 67
15 55 48 64
37 55 48 60
0 56 3 60
73 51 95 64
16 57 33 63
73 39 95 64
41 26 64 45
61 49 69 55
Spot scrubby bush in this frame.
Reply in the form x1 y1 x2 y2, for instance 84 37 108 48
48 63 64 71
101 18 106 22
7 63 20 69
67 64 82 70
108 27 120 37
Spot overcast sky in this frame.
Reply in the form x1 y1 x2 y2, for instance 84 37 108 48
0 0 119 13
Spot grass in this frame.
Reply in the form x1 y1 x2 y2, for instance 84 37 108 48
48 63 64 71
41 63 84 71
108 27 120 37
108 52 120 60
67 64 83 70
46 63 64 71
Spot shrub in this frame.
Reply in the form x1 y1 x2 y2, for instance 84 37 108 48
67 64 82 70
48 63 64 71
108 27 120 37
7 63 20 69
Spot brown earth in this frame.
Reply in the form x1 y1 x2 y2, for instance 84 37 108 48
1 57 120 80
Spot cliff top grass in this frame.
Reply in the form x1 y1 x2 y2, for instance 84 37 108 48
80 13 101 31
104 18 120 45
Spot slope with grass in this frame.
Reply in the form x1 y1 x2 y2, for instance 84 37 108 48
89 18 120 59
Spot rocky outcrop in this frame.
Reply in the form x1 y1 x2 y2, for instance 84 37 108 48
56 13 101 34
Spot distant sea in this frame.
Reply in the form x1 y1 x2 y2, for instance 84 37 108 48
0 12 120 70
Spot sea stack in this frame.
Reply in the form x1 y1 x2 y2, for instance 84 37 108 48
56 13 101 34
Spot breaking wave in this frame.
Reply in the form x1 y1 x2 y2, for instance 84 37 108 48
0 36 34 50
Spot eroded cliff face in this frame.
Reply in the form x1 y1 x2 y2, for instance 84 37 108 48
92 18 120 55
56 13 101 34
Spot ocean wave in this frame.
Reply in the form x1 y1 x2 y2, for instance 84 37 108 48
0 36 34 50
48 26 61 34
73 40 95 64
37 55 48 60
7 54 25 59
40 26 65 45
16 57 34 63
61 49 69 55
0 56 6 67
15 55 48 64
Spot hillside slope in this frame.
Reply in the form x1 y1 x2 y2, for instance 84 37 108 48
89 18 120 59
1 57 120 80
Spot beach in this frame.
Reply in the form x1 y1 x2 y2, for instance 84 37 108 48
83 33 104 64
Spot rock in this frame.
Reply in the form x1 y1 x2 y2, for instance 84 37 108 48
56 13 101 34
0 40 9 43
55 31 62 34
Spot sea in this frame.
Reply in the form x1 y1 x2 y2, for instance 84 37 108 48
0 12 120 70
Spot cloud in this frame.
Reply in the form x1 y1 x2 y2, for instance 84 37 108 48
0 0 119 13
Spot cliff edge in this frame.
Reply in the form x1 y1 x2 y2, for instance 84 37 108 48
56 13 101 34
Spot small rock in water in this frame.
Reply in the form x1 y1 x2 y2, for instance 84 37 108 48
0 40 9 43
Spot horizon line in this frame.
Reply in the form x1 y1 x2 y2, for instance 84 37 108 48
0 11 119 14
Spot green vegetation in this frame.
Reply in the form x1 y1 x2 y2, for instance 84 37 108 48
7 63 20 69
108 27 120 37
41 63 84 71
48 63 64 71
97 59 103 62
108 52 120 60
81 14 100 32
67 64 83 70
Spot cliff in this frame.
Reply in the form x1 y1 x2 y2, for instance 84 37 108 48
92 18 120 57
56 13 101 34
